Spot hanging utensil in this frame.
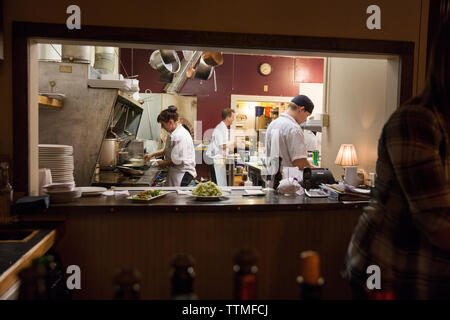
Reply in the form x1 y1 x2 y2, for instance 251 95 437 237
144 98 154 140
123 107 129 132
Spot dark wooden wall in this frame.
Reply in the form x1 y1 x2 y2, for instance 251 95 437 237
53 207 362 300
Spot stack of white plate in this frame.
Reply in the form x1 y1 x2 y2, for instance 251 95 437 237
46 188 82 203
39 144 75 183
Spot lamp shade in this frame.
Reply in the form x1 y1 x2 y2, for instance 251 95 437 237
335 144 358 167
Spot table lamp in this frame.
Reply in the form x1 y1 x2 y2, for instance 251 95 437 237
335 144 359 186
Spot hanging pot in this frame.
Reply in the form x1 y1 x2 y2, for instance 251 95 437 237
99 138 118 170
202 52 223 66
193 56 214 80
158 70 175 83
160 50 179 65
149 50 180 73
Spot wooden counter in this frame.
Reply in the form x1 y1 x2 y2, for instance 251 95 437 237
0 227 57 298
19 192 368 300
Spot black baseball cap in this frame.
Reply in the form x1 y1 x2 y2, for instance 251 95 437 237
291 95 314 113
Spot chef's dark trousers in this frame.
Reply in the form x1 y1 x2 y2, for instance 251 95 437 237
209 164 217 184
180 172 194 187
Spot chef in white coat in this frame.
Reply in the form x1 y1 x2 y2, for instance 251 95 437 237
205 108 235 186
145 106 196 186
265 95 315 173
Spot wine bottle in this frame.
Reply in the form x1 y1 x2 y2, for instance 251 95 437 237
170 253 198 300
18 259 49 300
233 248 259 300
296 250 324 300
114 268 142 300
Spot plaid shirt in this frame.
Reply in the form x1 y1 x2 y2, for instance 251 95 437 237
342 104 450 299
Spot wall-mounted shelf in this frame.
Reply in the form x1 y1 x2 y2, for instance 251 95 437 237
38 94 64 108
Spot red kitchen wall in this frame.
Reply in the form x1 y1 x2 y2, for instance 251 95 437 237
120 49 323 134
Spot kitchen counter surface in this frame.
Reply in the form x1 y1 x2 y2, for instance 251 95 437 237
46 189 369 212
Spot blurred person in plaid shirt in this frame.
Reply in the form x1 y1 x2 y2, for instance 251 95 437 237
342 16 450 300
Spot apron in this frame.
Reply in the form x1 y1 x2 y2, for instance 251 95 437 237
213 158 227 186
167 167 185 187
164 133 181 186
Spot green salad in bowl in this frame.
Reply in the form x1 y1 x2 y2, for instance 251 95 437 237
192 182 223 197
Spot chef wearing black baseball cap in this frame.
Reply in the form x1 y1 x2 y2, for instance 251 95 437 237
265 94 315 170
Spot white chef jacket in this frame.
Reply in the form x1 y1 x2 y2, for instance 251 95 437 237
167 124 196 186
205 121 229 186
265 113 308 168
205 121 228 161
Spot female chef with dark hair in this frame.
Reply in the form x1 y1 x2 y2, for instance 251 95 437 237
146 106 196 186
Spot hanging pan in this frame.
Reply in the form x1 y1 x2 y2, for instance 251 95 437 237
193 56 214 80
149 50 180 74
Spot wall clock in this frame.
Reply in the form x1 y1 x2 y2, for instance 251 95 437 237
259 62 272 76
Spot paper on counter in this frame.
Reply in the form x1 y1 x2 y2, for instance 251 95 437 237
114 190 130 196
177 190 192 195
102 190 130 196
244 189 265 195
282 167 303 181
